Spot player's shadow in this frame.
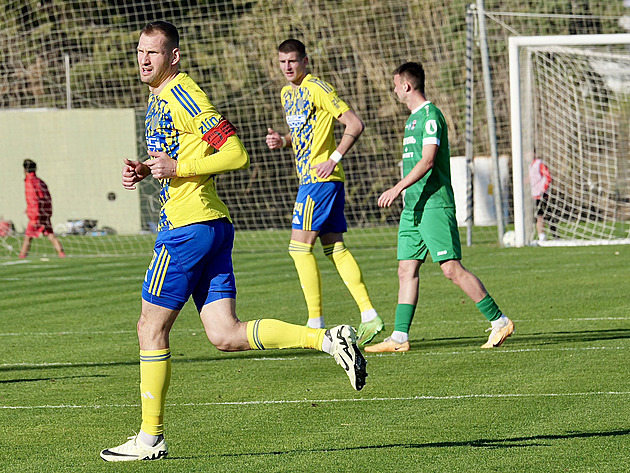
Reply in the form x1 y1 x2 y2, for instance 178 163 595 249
0 374 107 383
164 428 630 460
0 350 323 375
516 328 630 345
410 328 630 350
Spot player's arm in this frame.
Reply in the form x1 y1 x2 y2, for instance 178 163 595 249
146 135 249 178
176 135 249 176
314 110 365 179
24 179 39 217
378 144 437 208
541 161 552 189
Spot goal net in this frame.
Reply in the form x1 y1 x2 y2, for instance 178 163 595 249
510 34 630 247
0 2 627 257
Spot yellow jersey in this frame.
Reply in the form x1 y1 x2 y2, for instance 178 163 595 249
281 73 350 185
145 72 237 230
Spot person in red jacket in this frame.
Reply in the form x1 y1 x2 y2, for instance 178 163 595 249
19 159 65 258
528 153 553 241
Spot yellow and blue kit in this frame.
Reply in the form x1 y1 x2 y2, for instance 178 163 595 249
141 72 247 310
282 73 350 232
281 73 349 186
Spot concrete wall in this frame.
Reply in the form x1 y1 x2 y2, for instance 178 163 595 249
0 109 140 235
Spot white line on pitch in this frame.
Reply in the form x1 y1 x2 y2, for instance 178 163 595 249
2 391 630 410
0 345 625 369
1 316 628 337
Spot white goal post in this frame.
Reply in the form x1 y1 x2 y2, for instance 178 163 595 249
509 34 630 247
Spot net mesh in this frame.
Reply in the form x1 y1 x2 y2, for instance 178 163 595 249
0 0 627 256
521 43 630 244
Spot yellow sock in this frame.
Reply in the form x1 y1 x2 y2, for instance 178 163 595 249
247 319 326 351
323 242 374 313
288 240 322 321
139 349 171 436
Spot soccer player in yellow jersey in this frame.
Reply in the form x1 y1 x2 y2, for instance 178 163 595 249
100 21 367 463
266 39 383 344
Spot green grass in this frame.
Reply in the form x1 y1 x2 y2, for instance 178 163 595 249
1 241 629 472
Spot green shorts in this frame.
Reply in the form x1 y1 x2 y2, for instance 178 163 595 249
397 207 462 262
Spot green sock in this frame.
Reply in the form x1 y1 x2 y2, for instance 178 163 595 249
476 293 502 322
394 303 416 333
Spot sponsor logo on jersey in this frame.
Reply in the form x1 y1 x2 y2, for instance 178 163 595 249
287 114 307 129
198 116 220 135
425 119 438 135
146 136 162 152
402 151 414 159
405 119 417 131
403 136 417 145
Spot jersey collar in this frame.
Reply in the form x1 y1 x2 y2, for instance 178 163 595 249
411 100 431 115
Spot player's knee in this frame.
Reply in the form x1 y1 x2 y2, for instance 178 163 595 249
440 260 461 282
136 314 170 344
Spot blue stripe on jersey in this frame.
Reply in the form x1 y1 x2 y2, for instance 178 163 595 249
172 85 201 117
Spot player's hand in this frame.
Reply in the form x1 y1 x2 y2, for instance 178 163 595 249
122 158 150 190
313 159 337 179
265 128 285 150
146 150 177 179
377 187 402 208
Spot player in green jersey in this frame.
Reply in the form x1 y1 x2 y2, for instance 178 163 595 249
365 62 514 353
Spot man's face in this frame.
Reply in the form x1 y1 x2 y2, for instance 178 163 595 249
278 51 308 86
137 33 179 90
393 74 408 103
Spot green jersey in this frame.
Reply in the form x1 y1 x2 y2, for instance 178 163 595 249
402 101 455 211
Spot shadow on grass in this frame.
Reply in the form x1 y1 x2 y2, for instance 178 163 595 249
165 428 630 460
411 328 630 350
0 374 107 383
3 328 628 375
0 349 324 374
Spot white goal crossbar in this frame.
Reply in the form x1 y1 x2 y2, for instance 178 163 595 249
509 34 630 247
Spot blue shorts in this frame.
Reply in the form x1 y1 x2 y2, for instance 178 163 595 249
292 182 347 234
142 219 237 312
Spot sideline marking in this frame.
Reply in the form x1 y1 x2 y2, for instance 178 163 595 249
2 344 626 370
1 345 625 369
2 391 630 410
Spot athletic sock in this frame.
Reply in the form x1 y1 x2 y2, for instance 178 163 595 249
246 319 326 351
491 314 510 329
323 242 374 313
289 240 323 323
393 303 416 334
138 430 162 447
390 330 409 343
306 316 325 329
476 293 502 322
139 349 171 437
360 308 378 323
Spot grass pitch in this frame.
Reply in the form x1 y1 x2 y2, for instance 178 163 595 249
1 235 629 472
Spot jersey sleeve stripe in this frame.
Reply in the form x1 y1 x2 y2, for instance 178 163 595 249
172 85 202 117
422 137 440 146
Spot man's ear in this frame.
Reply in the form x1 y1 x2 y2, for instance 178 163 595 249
171 48 180 66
